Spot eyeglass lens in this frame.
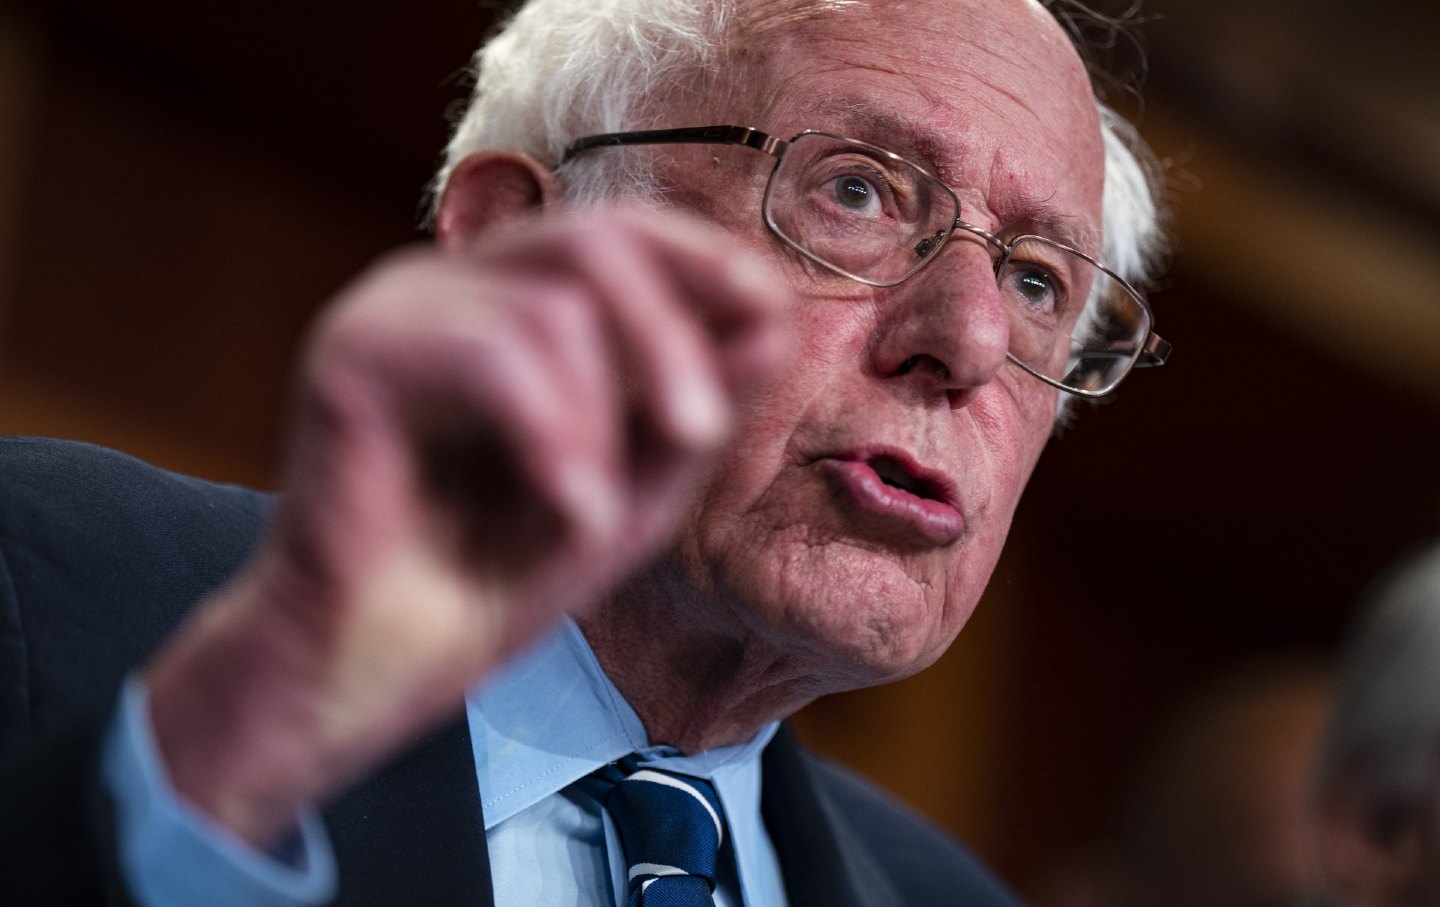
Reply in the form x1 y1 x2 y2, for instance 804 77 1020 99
763 132 1150 394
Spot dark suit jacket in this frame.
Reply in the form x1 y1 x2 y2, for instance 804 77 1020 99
0 437 1024 906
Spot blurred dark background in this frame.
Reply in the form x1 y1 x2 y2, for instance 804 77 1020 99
1 0 1437 899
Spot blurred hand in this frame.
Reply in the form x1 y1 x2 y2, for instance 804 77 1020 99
144 207 788 845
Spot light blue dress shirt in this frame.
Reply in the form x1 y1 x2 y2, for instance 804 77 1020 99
103 621 789 906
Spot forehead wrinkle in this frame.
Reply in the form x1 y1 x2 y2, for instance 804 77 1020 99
742 0 864 32
736 0 1104 252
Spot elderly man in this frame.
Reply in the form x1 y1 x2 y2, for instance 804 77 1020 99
0 0 1168 903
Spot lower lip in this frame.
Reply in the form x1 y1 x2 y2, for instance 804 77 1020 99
821 459 965 546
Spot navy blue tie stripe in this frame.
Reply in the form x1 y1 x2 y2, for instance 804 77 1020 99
582 756 727 906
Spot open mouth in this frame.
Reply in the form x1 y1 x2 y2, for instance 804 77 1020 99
869 455 942 501
817 451 965 546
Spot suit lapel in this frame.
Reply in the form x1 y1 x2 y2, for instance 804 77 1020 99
318 713 894 907
324 711 493 906
761 724 901 907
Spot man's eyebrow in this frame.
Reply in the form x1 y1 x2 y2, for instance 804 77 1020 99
1001 197 1097 255
797 99 1100 254
803 99 953 173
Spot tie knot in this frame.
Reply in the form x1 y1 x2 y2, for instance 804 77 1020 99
584 758 727 907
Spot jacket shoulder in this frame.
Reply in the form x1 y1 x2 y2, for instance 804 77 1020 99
0 437 269 754
764 724 1024 906
800 747 1025 906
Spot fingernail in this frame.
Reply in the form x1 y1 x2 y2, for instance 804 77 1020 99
556 459 622 536
671 372 730 445
727 255 781 306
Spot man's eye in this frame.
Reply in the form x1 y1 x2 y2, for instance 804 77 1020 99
832 175 882 215
1007 267 1059 309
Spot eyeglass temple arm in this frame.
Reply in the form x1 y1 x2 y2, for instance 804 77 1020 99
1136 332 1171 368
560 125 787 164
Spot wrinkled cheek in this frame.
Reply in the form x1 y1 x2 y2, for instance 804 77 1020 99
997 386 1058 491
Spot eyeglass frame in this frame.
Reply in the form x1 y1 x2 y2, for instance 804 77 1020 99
561 124 1171 398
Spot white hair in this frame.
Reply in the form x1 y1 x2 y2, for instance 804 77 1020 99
436 0 1167 296
1097 103 1165 290
436 0 732 209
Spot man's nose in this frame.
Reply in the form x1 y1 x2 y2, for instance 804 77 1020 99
868 243 1010 402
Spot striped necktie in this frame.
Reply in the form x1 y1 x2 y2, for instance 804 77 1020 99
584 755 727 906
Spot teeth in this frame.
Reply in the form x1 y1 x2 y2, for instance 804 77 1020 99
871 456 925 495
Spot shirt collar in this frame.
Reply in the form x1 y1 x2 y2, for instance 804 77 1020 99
468 620 777 829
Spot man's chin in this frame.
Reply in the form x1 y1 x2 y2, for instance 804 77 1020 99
727 551 970 690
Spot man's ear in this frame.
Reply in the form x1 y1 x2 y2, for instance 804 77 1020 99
434 151 561 251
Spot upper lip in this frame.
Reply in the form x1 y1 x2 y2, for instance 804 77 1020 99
819 446 962 509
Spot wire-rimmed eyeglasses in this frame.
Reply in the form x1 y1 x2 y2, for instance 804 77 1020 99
562 125 1170 398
